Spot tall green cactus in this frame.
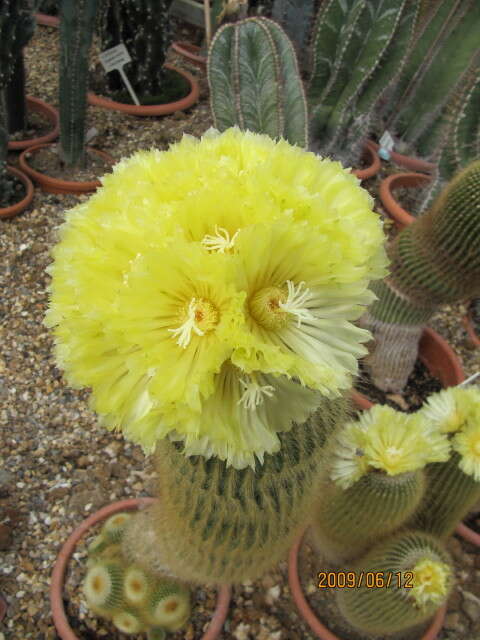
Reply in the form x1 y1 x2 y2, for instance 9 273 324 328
361 160 480 391
122 398 347 585
208 17 308 148
59 0 98 168
97 0 174 98
271 0 316 69
337 531 454 636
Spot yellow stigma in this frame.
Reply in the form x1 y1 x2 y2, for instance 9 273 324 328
201 225 239 253
238 375 275 410
410 558 450 608
249 280 314 330
169 297 219 348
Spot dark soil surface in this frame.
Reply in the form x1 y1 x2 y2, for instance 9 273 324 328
468 299 480 336
0 172 26 209
27 145 113 181
354 359 443 412
9 107 54 143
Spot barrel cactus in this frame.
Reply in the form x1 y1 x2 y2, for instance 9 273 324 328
362 160 480 392
337 531 454 636
208 17 308 148
311 404 449 563
45 128 387 595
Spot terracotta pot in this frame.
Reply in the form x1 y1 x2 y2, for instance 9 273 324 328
35 13 60 27
352 327 465 411
51 497 232 640
462 313 480 349
288 530 447 640
351 141 381 180
88 64 199 116
19 143 114 195
379 172 431 229
8 96 59 151
369 141 436 174
171 41 207 70
0 166 34 220
456 521 480 547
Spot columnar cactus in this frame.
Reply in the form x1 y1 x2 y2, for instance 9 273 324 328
337 531 454 636
362 160 480 392
97 0 174 98
311 405 449 563
208 17 309 148
271 0 316 69
83 512 191 635
59 0 98 167
123 401 347 584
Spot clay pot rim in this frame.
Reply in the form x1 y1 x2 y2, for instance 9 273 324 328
288 529 447 640
352 327 464 411
351 141 381 181
35 12 60 27
50 497 232 640
88 64 200 116
455 521 480 547
8 96 60 151
379 171 432 229
369 141 437 174
0 166 34 220
171 41 207 70
462 313 480 349
19 143 114 194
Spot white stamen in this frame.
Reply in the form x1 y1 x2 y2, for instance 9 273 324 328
386 446 402 458
201 225 239 253
279 280 315 327
238 377 275 410
168 298 204 348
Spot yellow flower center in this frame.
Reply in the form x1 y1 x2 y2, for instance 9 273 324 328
410 558 449 607
249 280 314 330
169 297 219 348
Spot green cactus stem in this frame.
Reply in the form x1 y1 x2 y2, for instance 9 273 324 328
271 0 316 69
83 560 125 611
59 0 98 168
208 17 308 148
337 531 454 636
362 160 480 392
122 398 347 585
415 453 480 540
312 470 426 564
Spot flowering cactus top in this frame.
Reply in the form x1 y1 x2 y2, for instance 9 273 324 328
45 128 387 468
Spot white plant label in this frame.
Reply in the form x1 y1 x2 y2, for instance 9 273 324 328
379 130 395 152
99 43 140 106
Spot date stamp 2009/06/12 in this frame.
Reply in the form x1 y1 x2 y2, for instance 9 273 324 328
318 571 414 589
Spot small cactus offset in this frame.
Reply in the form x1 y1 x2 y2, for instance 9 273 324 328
97 0 174 99
362 160 480 392
59 0 98 168
207 17 308 148
83 512 191 635
311 405 449 563
122 399 348 585
337 531 454 636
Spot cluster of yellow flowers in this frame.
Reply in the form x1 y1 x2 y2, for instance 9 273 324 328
45 128 387 468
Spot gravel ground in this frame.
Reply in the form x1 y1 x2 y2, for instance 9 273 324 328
1 23 479 640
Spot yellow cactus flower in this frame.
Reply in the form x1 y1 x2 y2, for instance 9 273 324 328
453 419 480 481
420 387 479 434
410 558 451 608
45 128 387 467
329 421 370 489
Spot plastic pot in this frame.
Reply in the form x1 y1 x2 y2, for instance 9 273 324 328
288 530 447 640
368 141 436 174
352 327 465 411
35 13 60 27
171 42 207 70
379 172 431 229
88 64 199 116
8 96 60 151
19 143 114 195
351 141 381 181
51 497 232 640
462 313 480 349
0 166 34 220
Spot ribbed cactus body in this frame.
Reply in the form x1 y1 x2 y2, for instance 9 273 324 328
337 531 454 636
363 161 480 391
59 0 98 168
208 17 308 148
312 470 425 564
271 0 315 69
415 454 480 540
122 398 346 585
97 0 173 98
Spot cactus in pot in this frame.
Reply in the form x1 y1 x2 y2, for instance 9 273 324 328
45 126 388 629
59 0 98 168
361 160 480 392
